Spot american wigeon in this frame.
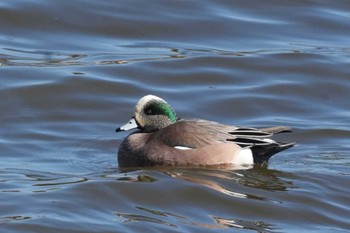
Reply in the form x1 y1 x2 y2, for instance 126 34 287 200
116 95 294 167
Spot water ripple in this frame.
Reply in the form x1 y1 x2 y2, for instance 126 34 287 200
1 43 349 68
0 168 89 193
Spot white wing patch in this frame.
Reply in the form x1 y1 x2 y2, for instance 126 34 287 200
174 146 193 150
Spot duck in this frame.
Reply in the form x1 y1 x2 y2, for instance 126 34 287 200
116 95 295 167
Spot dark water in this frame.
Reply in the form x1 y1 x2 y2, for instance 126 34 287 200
1 0 350 232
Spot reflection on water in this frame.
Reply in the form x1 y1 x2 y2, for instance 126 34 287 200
213 216 275 232
1 162 350 232
111 167 293 231
115 206 275 231
0 215 31 225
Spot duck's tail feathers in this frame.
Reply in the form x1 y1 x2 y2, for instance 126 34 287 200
251 142 295 164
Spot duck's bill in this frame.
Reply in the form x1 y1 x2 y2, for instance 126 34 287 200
116 117 138 132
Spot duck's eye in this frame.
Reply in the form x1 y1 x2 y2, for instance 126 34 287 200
145 109 153 115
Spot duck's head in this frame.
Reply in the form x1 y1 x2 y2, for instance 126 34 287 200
116 95 178 133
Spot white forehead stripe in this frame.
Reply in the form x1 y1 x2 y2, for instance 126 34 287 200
135 95 166 113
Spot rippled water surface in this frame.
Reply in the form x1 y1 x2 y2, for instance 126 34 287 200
1 1 350 232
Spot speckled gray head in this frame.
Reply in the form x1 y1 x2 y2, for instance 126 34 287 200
116 95 178 133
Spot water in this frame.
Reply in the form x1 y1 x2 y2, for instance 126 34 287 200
1 0 350 232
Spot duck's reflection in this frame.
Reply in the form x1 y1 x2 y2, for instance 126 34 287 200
118 164 293 200
114 165 294 232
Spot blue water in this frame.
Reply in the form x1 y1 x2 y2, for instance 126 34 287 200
1 1 350 232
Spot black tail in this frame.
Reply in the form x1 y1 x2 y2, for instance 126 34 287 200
251 142 295 164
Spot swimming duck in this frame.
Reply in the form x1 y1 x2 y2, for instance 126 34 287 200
116 95 294 167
